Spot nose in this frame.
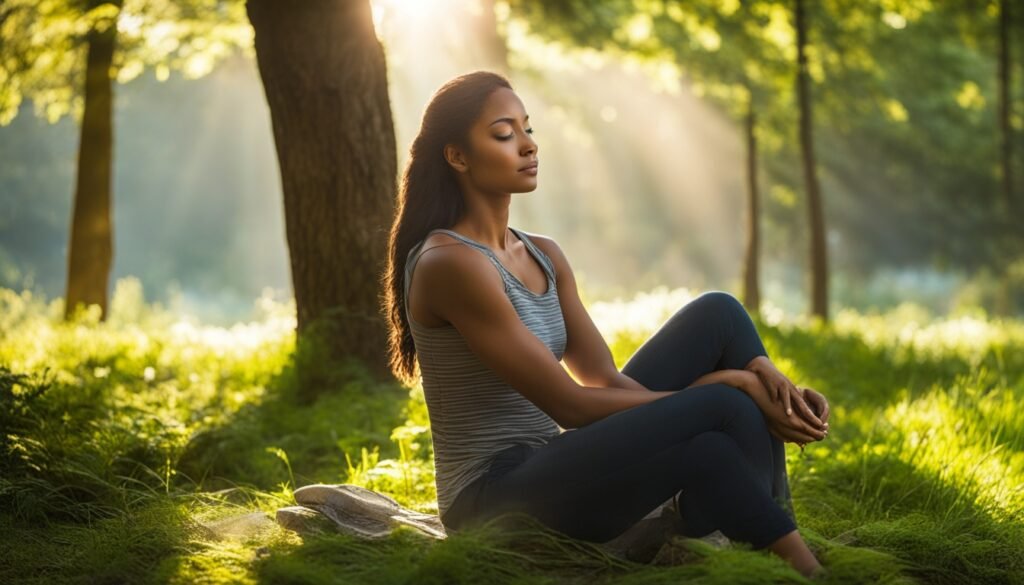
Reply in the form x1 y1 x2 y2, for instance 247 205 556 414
521 134 537 156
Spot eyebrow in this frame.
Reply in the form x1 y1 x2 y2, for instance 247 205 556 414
489 114 530 126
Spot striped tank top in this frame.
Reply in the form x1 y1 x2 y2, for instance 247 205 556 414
403 226 566 519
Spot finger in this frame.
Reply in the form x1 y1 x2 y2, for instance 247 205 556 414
802 391 827 427
767 377 780 402
806 391 831 428
786 431 818 444
783 416 826 441
799 419 827 440
793 390 822 427
782 385 793 416
784 421 821 441
774 426 818 444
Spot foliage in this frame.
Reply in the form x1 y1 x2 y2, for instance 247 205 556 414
507 0 1024 278
0 0 250 126
1 282 1023 583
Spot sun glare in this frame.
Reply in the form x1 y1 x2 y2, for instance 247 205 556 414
371 0 451 39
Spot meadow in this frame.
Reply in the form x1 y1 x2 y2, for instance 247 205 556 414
1 277 1022 584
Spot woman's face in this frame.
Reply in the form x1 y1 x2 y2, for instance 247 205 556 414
445 87 539 194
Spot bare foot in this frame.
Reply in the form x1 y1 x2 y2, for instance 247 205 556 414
765 529 822 578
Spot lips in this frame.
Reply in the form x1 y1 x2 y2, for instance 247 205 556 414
519 161 539 171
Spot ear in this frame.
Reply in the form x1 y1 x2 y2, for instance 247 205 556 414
443 143 470 174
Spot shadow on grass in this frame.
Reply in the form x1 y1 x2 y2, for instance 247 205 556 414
251 508 950 584
175 326 411 493
0 498 204 585
250 511 817 585
793 440 1024 585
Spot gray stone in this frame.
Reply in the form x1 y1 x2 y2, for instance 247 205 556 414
281 484 447 540
275 505 336 536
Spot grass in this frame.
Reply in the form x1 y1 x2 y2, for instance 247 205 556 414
1 277 1022 584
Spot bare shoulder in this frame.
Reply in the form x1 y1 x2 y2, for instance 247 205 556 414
518 231 569 276
409 233 505 324
416 232 498 282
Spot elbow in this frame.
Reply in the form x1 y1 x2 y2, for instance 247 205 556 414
555 411 582 430
553 384 587 429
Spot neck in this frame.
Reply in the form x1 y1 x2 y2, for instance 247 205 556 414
451 189 513 252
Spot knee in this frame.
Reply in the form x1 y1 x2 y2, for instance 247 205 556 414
707 383 761 416
705 384 768 432
694 290 745 316
685 431 743 473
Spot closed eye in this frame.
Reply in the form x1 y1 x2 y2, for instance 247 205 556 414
498 128 534 140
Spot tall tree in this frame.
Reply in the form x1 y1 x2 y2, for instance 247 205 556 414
997 0 1014 215
510 0 796 317
64 0 122 322
0 0 251 321
246 0 397 383
794 0 828 320
743 84 762 313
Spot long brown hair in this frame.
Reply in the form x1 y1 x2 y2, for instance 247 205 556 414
381 70 514 386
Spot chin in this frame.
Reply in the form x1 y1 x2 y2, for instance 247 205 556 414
516 174 539 190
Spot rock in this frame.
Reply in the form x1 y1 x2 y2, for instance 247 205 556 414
598 494 733 566
275 505 337 536
599 496 683 563
650 531 733 566
279 484 447 540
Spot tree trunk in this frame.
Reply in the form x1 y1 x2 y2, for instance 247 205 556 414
994 0 1017 317
795 0 829 321
247 0 397 384
64 1 121 322
998 0 1014 216
742 91 761 316
470 0 510 75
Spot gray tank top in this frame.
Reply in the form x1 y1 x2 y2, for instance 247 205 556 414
403 226 566 519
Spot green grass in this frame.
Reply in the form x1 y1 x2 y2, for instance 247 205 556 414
1 278 1022 584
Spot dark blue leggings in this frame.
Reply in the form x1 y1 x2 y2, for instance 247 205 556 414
441 291 798 549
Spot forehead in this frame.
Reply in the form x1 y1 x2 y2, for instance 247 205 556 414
478 87 528 127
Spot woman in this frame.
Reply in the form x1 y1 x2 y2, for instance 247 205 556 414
382 71 831 578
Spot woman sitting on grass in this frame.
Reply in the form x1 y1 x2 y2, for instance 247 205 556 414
382 70 832 579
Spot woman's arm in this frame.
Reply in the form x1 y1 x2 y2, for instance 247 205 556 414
598 369 755 394
527 234 625 388
685 369 751 393
601 371 651 392
417 243 675 430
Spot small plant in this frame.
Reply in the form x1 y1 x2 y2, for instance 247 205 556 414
266 446 296 491
0 365 53 474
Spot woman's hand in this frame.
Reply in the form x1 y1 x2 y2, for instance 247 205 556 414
738 370 828 446
744 356 824 427
801 387 830 426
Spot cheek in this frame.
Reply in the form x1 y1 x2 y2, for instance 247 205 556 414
473 142 520 176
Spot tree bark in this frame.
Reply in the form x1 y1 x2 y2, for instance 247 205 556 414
742 91 761 316
247 0 397 383
64 1 121 322
998 0 1014 216
795 0 829 321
